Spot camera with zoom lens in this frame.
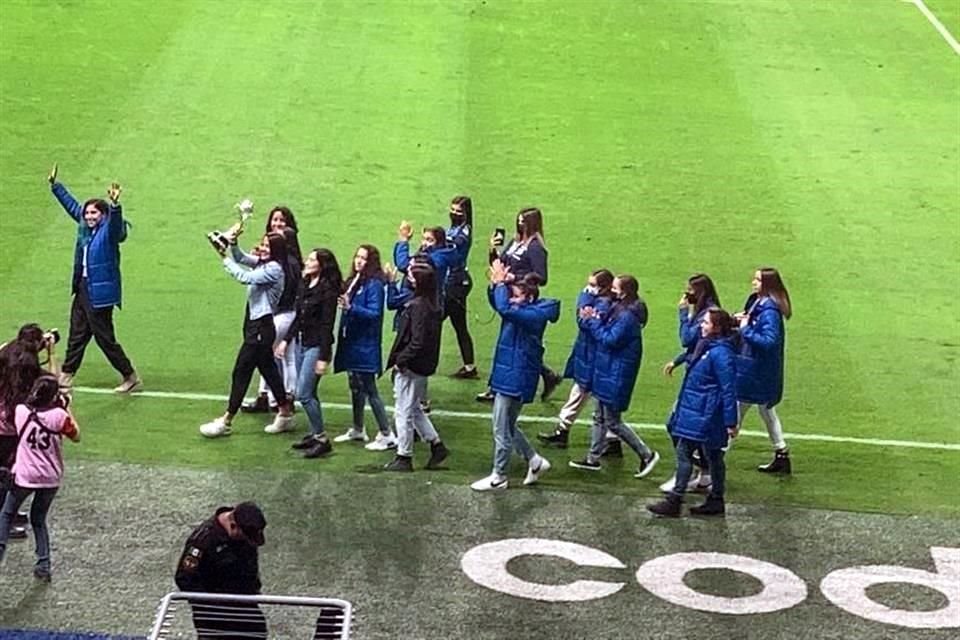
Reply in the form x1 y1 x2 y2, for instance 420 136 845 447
42 328 60 349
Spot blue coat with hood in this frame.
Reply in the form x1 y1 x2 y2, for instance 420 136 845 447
735 295 786 406
394 240 457 297
488 284 561 403
333 276 385 375
669 337 738 450
52 182 128 309
562 290 612 389
670 301 717 367
585 298 648 412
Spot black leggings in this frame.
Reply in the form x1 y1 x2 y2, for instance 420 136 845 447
443 278 475 366
227 315 287 415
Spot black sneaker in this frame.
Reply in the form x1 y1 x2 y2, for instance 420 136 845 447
292 434 319 450
758 449 791 474
33 567 51 582
384 455 414 472
537 428 569 448
568 458 601 471
634 451 661 478
8 525 27 540
475 390 495 403
689 496 725 516
647 494 682 517
425 441 449 470
600 439 623 458
303 438 333 459
452 366 479 380
540 370 562 401
240 394 270 414
13 511 28 526
420 399 432 415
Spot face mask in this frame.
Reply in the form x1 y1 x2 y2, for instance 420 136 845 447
585 285 599 295
684 291 697 303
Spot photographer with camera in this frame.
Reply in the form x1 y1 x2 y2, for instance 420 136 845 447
48 164 141 394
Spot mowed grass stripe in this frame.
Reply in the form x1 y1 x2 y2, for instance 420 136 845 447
73 386 960 451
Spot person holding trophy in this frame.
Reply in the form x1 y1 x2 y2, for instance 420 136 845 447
200 200 295 438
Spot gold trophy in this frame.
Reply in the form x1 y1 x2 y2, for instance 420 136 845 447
208 199 254 254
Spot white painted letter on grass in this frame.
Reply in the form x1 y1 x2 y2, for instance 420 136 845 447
820 547 960 629
460 538 626 602
635 552 808 614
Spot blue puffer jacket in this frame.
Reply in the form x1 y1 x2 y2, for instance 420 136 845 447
385 278 414 331
333 277 385 375
488 284 561 403
669 337 738 449
394 240 457 297
52 182 128 309
562 291 613 388
735 296 786 406
671 301 717 367
586 299 648 412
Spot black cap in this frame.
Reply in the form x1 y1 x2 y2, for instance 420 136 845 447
233 502 266 546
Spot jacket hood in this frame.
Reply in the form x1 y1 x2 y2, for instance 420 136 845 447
533 298 561 323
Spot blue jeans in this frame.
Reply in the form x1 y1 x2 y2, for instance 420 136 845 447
588 401 652 463
672 438 725 500
348 372 390 436
295 345 325 436
492 393 537 476
0 486 59 572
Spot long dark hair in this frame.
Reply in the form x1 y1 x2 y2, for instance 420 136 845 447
345 244 385 289
423 226 447 249
263 233 288 265
409 261 439 308
0 343 43 424
15 324 44 353
25 375 61 411
265 205 299 233
758 267 792 319
687 273 721 315
310 248 344 296
616 275 640 304
592 269 615 299
515 207 544 244
450 195 473 228
281 227 303 267
705 307 736 338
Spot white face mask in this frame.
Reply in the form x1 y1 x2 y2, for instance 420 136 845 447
585 285 600 295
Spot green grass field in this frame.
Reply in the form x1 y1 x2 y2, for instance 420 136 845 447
0 0 958 637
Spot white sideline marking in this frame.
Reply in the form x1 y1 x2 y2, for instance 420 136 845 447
908 0 960 56
74 386 960 452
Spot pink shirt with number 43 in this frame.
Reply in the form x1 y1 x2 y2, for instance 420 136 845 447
13 405 77 489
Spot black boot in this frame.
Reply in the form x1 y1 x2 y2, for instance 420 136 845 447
8 525 28 540
647 494 682 517
758 448 791 474
690 495 725 516
13 511 28 526
303 438 333 459
475 389 495 403
240 394 270 414
537 427 569 448
425 441 449 470
384 455 414 472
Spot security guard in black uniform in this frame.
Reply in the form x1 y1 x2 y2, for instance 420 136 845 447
174 501 268 639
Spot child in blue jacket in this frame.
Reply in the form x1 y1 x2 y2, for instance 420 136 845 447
48 165 140 394
735 268 793 474
332 245 391 447
471 271 560 491
649 307 739 517
538 269 615 448
569 276 660 479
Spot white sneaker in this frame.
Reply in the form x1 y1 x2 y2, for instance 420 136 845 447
114 373 143 394
200 418 232 438
58 372 74 389
364 432 397 451
523 455 551 486
659 475 677 493
334 427 369 443
470 473 509 492
264 414 294 434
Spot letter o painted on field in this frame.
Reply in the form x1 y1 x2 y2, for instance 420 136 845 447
820 547 960 629
635 552 808 614
460 538 626 602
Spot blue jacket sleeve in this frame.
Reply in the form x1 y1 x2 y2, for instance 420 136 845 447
712 347 739 427
678 308 700 349
222 258 281 286
386 281 412 311
347 282 384 320
106 203 126 244
50 182 83 222
394 241 411 271
574 291 595 329
741 309 782 351
492 284 544 333
429 246 457 272
586 312 636 350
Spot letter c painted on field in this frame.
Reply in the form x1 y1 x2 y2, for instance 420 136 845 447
460 538 627 602
635 552 808 614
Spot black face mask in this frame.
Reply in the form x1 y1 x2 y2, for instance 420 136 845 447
684 291 697 303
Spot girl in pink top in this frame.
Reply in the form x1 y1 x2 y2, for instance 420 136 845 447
0 375 79 581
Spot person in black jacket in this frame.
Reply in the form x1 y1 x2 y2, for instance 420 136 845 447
279 249 343 459
383 261 449 472
174 502 268 640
